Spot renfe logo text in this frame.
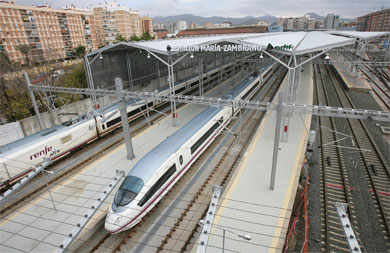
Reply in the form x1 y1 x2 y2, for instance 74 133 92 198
30 146 53 160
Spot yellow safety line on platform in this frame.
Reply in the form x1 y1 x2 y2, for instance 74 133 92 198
269 63 313 252
213 65 286 230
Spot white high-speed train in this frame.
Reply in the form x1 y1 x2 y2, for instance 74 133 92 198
105 65 269 233
0 62 239 188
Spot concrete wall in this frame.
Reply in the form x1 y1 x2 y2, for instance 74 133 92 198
0 122 25 146
18 95 119 138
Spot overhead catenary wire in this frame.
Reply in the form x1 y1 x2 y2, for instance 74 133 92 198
1 61 290 253
18 191 289 231
1 190 288 247
0 202 280 253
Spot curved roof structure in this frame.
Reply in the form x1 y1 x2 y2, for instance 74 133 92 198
88 31 388 58
328 31 390 40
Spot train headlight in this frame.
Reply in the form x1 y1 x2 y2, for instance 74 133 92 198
116 216 126 225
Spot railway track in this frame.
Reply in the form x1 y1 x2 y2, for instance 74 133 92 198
85 66 287 253
328 65 390 248
0 63 248 217
314 64 361 252
360 64 390 111
315 63 390 252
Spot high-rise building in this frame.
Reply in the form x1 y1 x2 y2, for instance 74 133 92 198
141 17 153 35
357 8 390 31
167 22 176 34
93 1 142 45
204 22 213 28
153 23 165 30
0 1 97 64
176 20 187 32
307 19 316 30
324 14 340 29
189 23 198 29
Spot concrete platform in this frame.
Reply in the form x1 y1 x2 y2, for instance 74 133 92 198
205 63 313 253
0 66 272 253
330 54 371 92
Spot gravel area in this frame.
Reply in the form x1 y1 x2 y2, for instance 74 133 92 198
290 64 389 252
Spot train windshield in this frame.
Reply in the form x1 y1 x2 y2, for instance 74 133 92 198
113 176 144 207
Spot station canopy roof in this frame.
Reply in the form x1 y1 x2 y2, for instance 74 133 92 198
328 31 390 40
88 31 389 57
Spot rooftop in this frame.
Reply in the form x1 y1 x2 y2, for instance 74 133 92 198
88 31 390 57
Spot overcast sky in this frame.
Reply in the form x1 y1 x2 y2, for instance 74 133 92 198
16 0 390 18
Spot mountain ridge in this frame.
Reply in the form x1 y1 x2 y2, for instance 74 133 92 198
152 13 355 26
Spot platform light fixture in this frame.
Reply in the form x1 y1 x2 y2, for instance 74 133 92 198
190 53 194 59
324 53 330 60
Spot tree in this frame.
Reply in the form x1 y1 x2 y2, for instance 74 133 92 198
0 51 13 74
16 44 31 66
115 35 127 42
130 35 141 41
73 45 86 58
140 32 153 41
0 51 16 121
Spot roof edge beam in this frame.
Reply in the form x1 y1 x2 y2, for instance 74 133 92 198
147 50 169 66
262 50 291 69
296 49 330 69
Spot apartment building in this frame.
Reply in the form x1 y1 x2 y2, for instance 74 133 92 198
357 8 390 32
141 16 153 35
0 1 97 64
177 25 268 37
324 13 340 29
93 2 142 45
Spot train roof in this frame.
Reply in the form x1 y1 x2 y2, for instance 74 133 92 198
128 74 255 183
0 117 91 155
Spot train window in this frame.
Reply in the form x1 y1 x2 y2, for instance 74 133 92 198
179 155 183 165
176 87 185 94
106 117 121 128
127 108 140 118
190 117 223 154
102 124 106 130
138 164 176 207
191 81 199 87
113 176 144 208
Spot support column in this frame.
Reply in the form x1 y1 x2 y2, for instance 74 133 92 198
24 72 44 130
270 92 283 190
167 54 177 127
84 55 97 108
385 36 390 61
281 68 294 143
126 52 134 90
115 77 135 160
157 61 161 90
199 57 204 96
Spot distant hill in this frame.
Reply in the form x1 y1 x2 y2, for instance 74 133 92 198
152 14 278 26
305 12 324 20
152 13 355 27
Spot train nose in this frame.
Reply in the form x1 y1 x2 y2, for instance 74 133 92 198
105 213 124 233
